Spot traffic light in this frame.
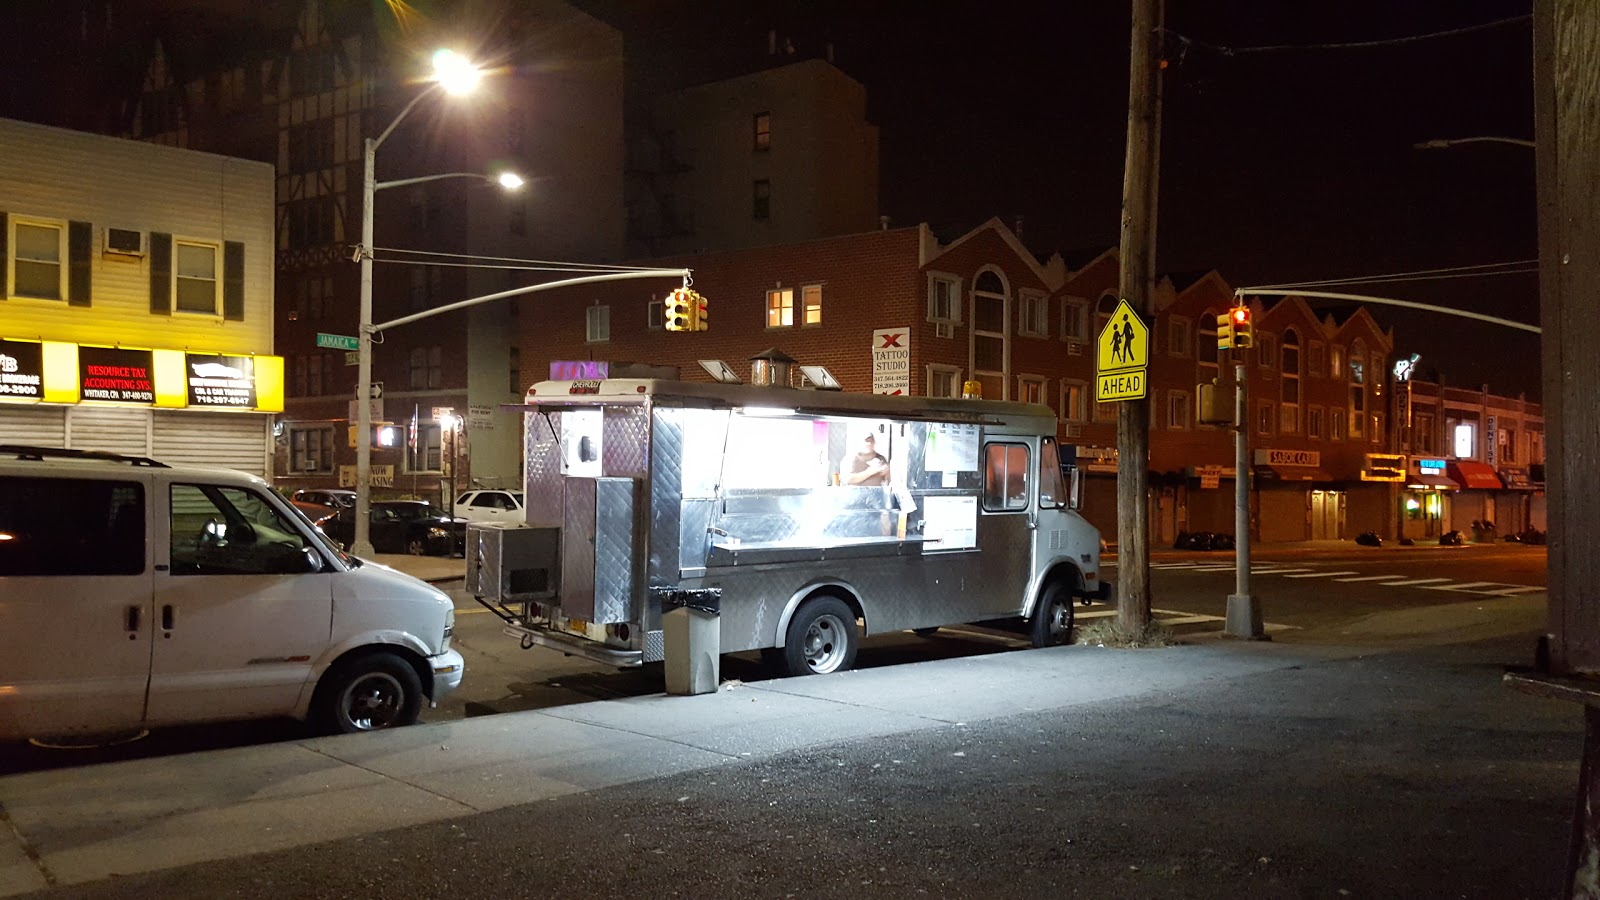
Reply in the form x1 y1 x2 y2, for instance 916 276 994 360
692 290 708 331
665 289 692 331
1215 312 1235 351
1230 305 1253 349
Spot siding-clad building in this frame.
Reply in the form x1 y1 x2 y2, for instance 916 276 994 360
0 117 279 474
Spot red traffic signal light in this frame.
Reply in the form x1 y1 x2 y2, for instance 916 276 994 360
1230 305 1253 348
664 289 691 331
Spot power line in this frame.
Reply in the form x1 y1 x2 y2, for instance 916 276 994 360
371 246 666 272
1248 259 1538 292
1166 13 1530 56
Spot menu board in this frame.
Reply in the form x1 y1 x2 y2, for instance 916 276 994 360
79 347 154 403
0 339 43 399
185 353 257 408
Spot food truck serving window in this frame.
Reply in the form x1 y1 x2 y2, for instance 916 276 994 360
983 443 1030 512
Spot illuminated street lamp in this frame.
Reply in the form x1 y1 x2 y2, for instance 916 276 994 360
353 50 504 556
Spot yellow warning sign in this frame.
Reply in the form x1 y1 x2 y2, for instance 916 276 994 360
1096 299 1149 402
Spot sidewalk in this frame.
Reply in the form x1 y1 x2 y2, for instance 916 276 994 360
0 640 1349 896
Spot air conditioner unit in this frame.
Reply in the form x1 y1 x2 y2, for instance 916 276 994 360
935 321 954 339
103 227 145 258
1062 423 1082 438
1066 341 1085 356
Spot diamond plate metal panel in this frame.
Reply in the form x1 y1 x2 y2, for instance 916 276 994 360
603 406 650 478
591 477 639 624
524 410 564 528
649 409 684 610
643 629 665 663
560 477 597 617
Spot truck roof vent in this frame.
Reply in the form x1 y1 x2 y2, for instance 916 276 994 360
749 348 796 388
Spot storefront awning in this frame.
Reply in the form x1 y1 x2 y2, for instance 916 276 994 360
1497 467 1540 490
1406 472 1460 491
1448 461 1503 490
1255 465 1333 483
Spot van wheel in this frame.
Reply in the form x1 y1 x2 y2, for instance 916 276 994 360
313 652 424 734
783 596 859 677
1030 581 1075 648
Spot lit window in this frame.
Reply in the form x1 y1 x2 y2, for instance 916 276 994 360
11 221 63 299
175 241 219 314
1018 375 1046 404
801 284 822 325
766 288 794 328
1061 381 1087 422
753 112 771 151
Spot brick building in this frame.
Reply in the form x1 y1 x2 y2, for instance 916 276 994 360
516 219 1433 545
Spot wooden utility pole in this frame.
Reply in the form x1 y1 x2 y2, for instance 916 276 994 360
1115 0 1164 630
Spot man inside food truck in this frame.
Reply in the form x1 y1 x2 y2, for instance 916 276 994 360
842 433 890 486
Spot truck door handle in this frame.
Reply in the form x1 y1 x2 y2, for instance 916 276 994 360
126 605 141 633
161 604 175 631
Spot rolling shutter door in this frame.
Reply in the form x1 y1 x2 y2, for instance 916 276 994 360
1258 488 1308 543
0 405 67 447
66 407 152 457
152 411 270 476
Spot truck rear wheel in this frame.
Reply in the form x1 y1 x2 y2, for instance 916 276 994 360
782 596 859 676
1029 581 1075 648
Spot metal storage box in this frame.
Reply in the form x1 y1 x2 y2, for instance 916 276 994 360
466 523 559 603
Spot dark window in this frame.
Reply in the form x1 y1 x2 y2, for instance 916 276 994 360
0 477 145 576
169 484 312 576
1038 439 1066 509
753 179 771 220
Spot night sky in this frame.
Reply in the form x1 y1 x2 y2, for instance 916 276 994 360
0 0 1541 396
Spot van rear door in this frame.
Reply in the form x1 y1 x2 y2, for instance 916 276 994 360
0 473 155 738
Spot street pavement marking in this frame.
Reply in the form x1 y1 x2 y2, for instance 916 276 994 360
1188 564 1238 572
1382 577 1454 587
1080 606 1297 632
1333 575 1408 583
1419 581 1507 593
1253 567 1315 575
1283 570 1360 579
1486 585 1545 596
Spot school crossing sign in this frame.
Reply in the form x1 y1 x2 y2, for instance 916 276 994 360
1095 299 1149 402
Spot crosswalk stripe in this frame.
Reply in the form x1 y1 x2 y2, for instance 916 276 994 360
1419 581 1505 593
1188 564 1238 572
1486 586 1545 596
1384 577 1454 587
1284 570 1360 579
1333 575 1407 582
1151 563 1200 569
1254 567 1315 575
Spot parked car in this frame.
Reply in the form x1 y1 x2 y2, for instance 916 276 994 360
0 444 462 741
453 489 526 525
321 500 468 556
290 488 356 521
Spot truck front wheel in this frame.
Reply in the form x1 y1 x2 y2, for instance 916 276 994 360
782 596 859 676
1029 581 1075 648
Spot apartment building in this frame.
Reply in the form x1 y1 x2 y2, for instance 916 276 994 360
0 117 279 473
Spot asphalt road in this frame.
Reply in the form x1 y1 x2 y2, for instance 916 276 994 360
32 631 1577 899
0 544 1548 776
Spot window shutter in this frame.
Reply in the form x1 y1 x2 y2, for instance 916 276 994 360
68 221 92 306
150 232 172 315
223 241 245 321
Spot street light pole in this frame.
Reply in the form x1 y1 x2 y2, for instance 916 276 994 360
1225 353 1262 638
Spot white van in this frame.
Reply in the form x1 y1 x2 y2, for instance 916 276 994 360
0 445 463 740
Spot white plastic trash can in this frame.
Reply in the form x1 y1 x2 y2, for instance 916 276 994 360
662 589 720 695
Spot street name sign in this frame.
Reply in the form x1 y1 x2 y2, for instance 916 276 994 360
317 333 359 351
1095 299 1149 402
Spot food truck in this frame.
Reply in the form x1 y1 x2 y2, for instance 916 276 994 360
470 371 1107 677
